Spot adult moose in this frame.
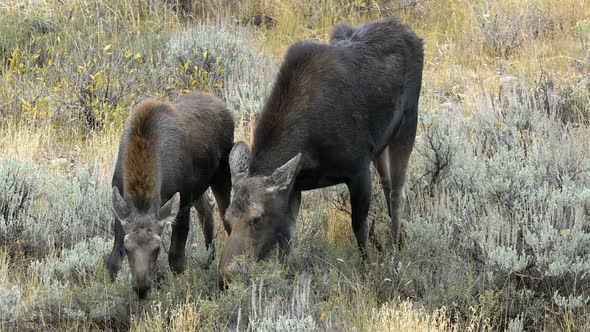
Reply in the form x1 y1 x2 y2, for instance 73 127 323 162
107 92 234 298
218 18 423 286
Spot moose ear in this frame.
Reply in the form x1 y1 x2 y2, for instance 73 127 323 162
112 186 131 222
157 192 181 229
264 153 302 193
229 141 251 184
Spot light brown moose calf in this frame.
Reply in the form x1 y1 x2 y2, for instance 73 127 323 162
107 92 234 298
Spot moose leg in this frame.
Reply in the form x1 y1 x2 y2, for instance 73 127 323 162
277 190 302 262
388 113 417 247
193 192 215 251
106 217 125 281
168 207 190 274
347 167 372 258
289 190 302 222
373 147 392 218
211 175 232 235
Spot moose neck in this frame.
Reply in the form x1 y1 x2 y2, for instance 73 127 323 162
123 100 168 213
249 144 303 177
248 42 333 177
125 157 163 213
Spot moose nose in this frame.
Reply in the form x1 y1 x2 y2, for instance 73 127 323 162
218 261 249 290
132 280 153 299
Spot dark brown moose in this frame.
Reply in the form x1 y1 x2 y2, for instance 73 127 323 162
107 92 234 298
218 18 424 287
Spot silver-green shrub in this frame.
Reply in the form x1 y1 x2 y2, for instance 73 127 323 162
248 276 317 332
0 158 110 255
33 236 111 284
0 284 25 323
0 158 38 244
398 79 590 328
165 22 276 114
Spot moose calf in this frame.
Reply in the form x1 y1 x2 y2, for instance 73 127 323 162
218 18 424 287
107 92 234 298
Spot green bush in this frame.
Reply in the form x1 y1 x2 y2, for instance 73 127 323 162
165 22 276 114
468 0 555 57
0 158 111 256
0 2 277 129
398 81 590 329
0 159 38 244
33 236 111 284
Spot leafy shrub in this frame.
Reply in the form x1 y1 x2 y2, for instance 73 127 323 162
468 0 555 57
0 158 110 256
319 78 590 329
0 284 25 323
1 3 277 130
0 7 54 66
33 236 111 284
397 80 590 329
0 159 38 242
165 22 276 114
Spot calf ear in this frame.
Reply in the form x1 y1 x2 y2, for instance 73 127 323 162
112 186 131 222
157 192 181 229
265 153 302 193
229 141 251 184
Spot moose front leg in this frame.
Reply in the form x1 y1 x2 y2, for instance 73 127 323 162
194 193 216 267
168 207 190 274
106 217 125 281
347 168 372 258
277 190 301 262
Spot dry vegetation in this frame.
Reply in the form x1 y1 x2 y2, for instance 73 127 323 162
1 0 590 331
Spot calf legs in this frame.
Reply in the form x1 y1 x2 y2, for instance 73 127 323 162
387 111 417 246
387 142 412 246
106 217 125 280
194 192 217 266
193 193 215 250
372 137 414 247
373 148 392 218
168 207 190 273
278 190 302 261
211 171 232 235
347 168 372 257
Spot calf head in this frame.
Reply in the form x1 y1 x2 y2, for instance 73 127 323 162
218 142 301 288
112 187 180 299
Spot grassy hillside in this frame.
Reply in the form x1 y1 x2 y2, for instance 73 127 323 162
1 0 589 330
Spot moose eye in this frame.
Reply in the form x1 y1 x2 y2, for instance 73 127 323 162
250 217 262 227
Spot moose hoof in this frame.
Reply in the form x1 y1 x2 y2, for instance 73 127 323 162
106 256 121 281
168 253 186 274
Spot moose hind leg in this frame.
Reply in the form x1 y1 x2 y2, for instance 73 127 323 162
106 217 125 281
211 175 232 235
168 207 190 274
347 167 372 258
388 113 417 247
194 192 215 250
373 147 392 218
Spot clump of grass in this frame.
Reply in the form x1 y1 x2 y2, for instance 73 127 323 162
468 0 556 57
165 21 276 114
0 157 111 258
